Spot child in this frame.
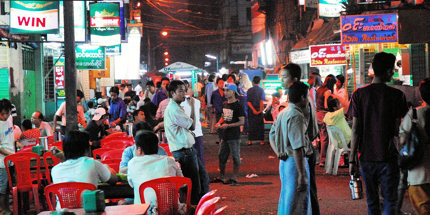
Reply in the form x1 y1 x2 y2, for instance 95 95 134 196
323 97 351 149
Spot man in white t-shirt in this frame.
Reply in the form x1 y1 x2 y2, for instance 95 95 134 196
31 111 53 137
128 131 183 213
52 130 117 189
0 99 15 214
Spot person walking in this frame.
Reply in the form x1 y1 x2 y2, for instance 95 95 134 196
247 76 265 145
348 52 408 215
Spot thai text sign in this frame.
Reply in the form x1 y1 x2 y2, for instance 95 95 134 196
341 14 398 44
90 2 121 46
10 1 59 34
75 45 106 70
310 44 346 67
54 58 65 89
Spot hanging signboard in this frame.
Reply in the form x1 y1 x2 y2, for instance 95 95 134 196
310 44 346 67
341 14 398 44
54 57 65 89
319 0 345 18
47 1 86 42
105 44 121 55
10 1 59 34
290 49 310 64
90 2 121 46
75 45 106 70
0 68 9 100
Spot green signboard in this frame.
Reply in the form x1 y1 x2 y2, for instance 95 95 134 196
106 44 121 55
75 45 106 70
0 68 9 99
90 2 121 46
10 1 59 34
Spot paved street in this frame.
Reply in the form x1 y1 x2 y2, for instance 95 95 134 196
201 131 416 215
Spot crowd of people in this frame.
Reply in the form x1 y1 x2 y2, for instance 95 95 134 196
0 51 429 214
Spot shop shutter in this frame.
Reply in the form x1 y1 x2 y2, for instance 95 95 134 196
43 56 55 101
410 44 426 86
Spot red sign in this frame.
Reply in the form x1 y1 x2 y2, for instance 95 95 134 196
309 44 347 67
55 65 65 89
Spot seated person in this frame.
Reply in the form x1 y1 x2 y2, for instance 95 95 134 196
119 121 166 174
51 130 117 187
323 97 351 148
31 111 53 137
127 131 183 214
84 108 109 148
20 119 40 146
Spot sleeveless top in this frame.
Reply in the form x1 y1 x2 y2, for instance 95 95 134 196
316 87 329 112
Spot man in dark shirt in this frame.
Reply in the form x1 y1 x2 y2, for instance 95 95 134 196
215 83 245 184
84 108 109 148
247 76 265 145
211 78 227 144
152 77 170 107
348 52 408 215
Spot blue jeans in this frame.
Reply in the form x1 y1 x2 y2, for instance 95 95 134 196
193 136 205 167
218 139 241 179
172 147 209 205
0 168 7 194
360 158 400 215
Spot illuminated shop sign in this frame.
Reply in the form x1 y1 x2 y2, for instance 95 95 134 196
309 44 346 67
341 14 398 44
10 1 59 34
90 2 121 46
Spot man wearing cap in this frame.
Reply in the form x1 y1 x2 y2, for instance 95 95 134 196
84 108 109 148
214 83 245 184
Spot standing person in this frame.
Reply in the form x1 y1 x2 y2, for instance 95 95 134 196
164 80 208 205
348 52 408 215
315 75 337 165
31 111 53 137
334 74 349 109
247 76 265 145
53 90 87 134
205 74 217 134
269 82 312 214
152 77 170 107
134 81 143 98
143 80 156 101
211 78 227 144
214 84 245 184
239 73 253 92
399 78 430 214
108 86 127 129
275 63 320 215
0 99 14 214
308 72 321 110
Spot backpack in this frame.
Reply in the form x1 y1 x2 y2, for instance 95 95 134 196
399 108 426 169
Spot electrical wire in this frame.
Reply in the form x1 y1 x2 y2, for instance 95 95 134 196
146 0 202 30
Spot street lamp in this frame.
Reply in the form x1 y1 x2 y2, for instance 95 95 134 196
205 54 218 73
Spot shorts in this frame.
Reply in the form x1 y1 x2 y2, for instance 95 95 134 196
0 168 8 194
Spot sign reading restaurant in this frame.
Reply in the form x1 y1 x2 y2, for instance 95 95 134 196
309 44 346 67
90 2 121 46
341 14 398 44
10 1 59 34
75 45 106 70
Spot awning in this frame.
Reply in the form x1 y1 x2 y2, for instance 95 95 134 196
159 62 201 73
293 18 340 49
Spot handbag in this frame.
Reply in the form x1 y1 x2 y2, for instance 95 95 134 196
399 108 425 169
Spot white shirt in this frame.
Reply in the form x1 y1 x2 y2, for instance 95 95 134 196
55 102 86 127
181 98 203 137
134 85 143 97
51 157 111 186
164 99 195 152
0 116 15 168
38 121 53 137
127 155 182 204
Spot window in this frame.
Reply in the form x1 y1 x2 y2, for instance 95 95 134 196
43 56 55 101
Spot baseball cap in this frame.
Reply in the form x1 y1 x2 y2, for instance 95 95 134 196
93 108 107 121
225 83 239 95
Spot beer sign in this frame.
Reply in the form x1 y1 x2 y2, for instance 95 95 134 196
90 2 121 46
341 14 398 44
10 1 59 34
310 44 346 67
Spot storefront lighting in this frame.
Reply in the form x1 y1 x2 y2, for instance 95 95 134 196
260 42 266 66
265 39 273 66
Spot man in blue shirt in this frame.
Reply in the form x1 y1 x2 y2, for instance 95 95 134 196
152 77 170 107
109 86 127 129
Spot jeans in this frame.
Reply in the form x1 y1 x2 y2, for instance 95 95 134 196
172 147 209 205
360 158 400 215
0 168 7 194
218 139 241 180
193 136 205 167
307 148 320 215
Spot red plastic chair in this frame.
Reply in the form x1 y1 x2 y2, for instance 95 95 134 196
159 143 173 156
196 189 218 213
44 182 97 211
43 151 62 184
4 153 42 215
101 137 134 149
17 144 37 153
101 159 121 173
49 141 63 151
214 205 228 215
196 197 220 215
104 132 127 139
92 148 113 160
101 149 124 161
139 176 192 215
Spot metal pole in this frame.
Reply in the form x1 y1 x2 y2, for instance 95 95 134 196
147 30 151 73
63 1 78 134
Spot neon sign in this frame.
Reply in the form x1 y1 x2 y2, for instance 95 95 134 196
341 14 398 44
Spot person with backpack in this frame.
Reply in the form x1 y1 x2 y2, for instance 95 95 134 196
399 78 430 214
